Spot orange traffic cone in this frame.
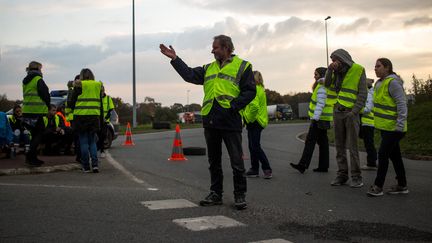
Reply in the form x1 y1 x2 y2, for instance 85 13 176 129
123 122 135 146
168 124 187 161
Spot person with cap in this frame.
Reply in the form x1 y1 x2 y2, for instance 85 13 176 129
160 35 256 210
324 49 367 188
291 67 336 173
21 61 50 166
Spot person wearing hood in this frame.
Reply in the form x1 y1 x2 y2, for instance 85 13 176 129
291 67 336 173
324 49 367 188
367 58 408 197
22 61 50 166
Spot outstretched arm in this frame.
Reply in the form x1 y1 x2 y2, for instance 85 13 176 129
160 44 177 60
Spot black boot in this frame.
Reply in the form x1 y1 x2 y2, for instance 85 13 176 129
290 163 306 174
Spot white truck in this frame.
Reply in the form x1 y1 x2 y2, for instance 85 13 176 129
298 102 309 119
267 104 293 121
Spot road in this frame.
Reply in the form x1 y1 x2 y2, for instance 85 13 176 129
1 123 432 242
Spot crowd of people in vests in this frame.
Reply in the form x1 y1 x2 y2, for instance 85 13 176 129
0 61 115 174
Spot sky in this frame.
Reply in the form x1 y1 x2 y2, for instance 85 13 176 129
1 0 431 106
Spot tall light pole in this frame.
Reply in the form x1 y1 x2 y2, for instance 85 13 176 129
325 16 331 66
132 0 137 128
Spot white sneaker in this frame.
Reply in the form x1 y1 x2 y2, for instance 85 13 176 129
100 152 106 158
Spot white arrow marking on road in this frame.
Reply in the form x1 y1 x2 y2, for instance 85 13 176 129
173 215 245 231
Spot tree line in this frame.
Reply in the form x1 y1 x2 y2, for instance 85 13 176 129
1 75 431 125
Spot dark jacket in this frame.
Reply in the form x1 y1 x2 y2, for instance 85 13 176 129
22 71 51 118
171 56 256 131
68 81 102 133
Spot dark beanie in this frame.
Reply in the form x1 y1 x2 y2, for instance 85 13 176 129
315 67 327 79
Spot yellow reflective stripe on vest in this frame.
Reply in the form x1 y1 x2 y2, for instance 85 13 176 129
373 77 407 132
201 56 250 115
336 63 363 108
22 76 48 114
74 80 101 116
43 115 60 128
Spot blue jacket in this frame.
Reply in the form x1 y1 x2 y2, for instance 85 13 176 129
0 112 13 145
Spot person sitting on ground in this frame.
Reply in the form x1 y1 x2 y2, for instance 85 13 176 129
7 104 31 155
56 105 74 155
34 104 66 155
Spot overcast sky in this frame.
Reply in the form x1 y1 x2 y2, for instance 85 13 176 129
1 0 431 106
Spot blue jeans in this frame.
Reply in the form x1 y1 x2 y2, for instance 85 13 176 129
78 131 98 169
12 130 30 145
246 122 271 172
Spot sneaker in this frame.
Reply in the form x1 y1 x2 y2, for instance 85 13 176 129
290 163 305 174
350 177 364 188
92 167 99 173
100 152 106 158
245 169 259 178
263 170 272 179
387 185 409 195
361 165 377 171
234 196 247 210
367 185 383 197
82 167 91 173
199 192 223 206
313 168 328 172
331 176 348 186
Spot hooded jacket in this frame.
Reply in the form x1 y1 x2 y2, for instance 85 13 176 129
324 49 367 115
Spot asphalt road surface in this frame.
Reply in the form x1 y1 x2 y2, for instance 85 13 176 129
1 123 432 242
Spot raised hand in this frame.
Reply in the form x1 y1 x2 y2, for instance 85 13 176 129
159 44 177 60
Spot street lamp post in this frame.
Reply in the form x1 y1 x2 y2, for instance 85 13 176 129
325 16 331 66
132 0 137 128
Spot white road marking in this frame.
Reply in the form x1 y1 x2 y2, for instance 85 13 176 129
0 183 149 191
105 151 157 190
141 199 197 210
173 215 245 231
250 239 294 243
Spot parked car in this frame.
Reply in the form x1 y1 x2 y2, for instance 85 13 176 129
50 90 119 148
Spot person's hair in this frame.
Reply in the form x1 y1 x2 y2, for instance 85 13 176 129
79 68 95 80
213 35 235 54
13 104 21 112
312 67 327 90
74 74 80 81
253 70 264 87
377 58 395 75
49 104 57 110
26 61 42 72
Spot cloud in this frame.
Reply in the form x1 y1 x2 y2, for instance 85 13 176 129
181 0 432 17
404 16 432 26
336 18 370 34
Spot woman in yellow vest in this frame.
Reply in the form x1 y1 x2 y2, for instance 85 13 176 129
243 71 272 179
367 58 408 197
291 67 335 173
69 69 102 173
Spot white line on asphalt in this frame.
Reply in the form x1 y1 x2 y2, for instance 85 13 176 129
173 215 245 231
295 131 306 143
0 182 94 189
105 151 158 190
249 239 294 243
141 199 197 210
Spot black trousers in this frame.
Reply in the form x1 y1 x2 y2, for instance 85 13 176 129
359 125 377 166
374 130 407 188
246 122 271 172
299 121 329 169
204 128 246 197
97 122 108 152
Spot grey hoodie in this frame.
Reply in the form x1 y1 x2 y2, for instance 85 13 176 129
374 74 407 132
324 49 367 115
